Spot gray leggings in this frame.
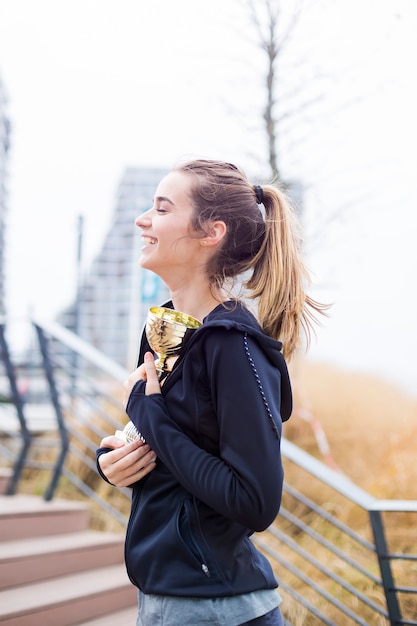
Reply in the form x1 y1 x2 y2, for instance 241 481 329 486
240 607 284 626
137 602 284 626
136 590 284 626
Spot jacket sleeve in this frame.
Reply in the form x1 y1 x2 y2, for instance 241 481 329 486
126 330 285 531
96 447 114 485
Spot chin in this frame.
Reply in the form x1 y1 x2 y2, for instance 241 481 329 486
138 252 153 269
139 256 162 276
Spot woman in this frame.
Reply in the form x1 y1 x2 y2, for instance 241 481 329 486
97 159 324 625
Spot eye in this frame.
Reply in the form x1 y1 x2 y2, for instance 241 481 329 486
156 206 168 214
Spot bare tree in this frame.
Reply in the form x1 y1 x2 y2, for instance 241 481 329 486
244 0 309 181
242 1 342 468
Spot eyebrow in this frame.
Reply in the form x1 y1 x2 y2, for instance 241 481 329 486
155 195 175 206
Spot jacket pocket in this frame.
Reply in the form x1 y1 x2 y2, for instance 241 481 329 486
177 499 211 578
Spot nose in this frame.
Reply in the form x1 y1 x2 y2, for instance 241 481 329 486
135 207 152 228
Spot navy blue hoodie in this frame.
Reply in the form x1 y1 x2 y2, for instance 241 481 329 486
98 301 292 597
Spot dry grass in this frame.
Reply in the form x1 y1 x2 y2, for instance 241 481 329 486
287 357 417 500
277 357 417 624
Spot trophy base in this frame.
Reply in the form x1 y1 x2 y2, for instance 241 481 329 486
115 421 146 444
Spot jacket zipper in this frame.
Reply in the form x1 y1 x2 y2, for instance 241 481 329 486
201 564 210 577
187 523 211 577
182 501 211 577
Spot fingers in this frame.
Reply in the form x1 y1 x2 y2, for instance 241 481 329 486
143 352 161 395
123 363 147 407
122 354 161 407
99 435 126 449
98 440 157 487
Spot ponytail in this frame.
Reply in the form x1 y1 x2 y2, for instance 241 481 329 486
244 185 325 360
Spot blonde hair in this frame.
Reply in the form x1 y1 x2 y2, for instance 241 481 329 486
175 159 326 360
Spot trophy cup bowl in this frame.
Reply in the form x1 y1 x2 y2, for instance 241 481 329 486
145 306 202 377
115 307 201 445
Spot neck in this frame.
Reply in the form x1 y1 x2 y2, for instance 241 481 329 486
169 286 224 323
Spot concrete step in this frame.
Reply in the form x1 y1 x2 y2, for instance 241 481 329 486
0 564 137 626
76 606 138 625
0 494 90 540
0 530 125 589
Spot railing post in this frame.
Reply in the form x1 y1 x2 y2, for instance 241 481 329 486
369 509 402 625
33 323 70 501
0 323 32 494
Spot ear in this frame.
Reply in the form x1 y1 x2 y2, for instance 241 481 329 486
201 221 227 247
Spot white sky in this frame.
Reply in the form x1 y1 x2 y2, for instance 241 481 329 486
1 0 417 395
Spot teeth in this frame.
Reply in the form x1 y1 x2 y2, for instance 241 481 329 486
142 236 156 245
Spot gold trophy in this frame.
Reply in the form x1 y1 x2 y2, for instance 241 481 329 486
145 306 202 379
116 306 202 444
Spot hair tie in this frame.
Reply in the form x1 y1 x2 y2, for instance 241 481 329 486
253 185 264 205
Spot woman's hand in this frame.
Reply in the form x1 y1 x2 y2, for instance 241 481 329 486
123 351 161 408
98 436 156 487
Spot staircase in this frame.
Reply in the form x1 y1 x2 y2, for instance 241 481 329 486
0 481 138 625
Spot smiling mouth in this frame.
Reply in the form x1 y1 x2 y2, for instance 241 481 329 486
142 236 157 246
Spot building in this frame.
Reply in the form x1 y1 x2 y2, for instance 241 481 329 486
59 167 169 368
0 76 11 317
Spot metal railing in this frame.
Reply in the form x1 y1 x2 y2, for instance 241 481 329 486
255 440 417 625
1 318 416 625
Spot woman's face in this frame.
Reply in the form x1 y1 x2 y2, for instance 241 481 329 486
135 171 203 278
